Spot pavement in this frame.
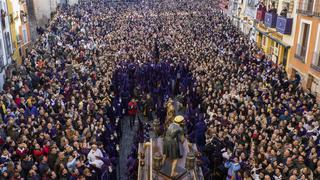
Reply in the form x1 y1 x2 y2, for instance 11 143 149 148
119 115 138 180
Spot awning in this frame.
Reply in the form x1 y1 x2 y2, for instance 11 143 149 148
254 26 290 48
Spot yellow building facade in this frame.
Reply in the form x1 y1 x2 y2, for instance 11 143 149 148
6 0 31 64
287 0 320 100
254 0 297 67
6 0 20 64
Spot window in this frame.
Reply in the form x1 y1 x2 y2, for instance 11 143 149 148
305 0 314 12
3 32 11 58
296 22 310 61
298 0 315 14
312 25 320 70
22 29 27 43
22 25 28 43
233 2 237 11
312 49 320 67
0 40 3 67
262 36 266 46
22 24 28 43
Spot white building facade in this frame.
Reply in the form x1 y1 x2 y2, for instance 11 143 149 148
228 0 258 42
0 0 12 89
31 0 79 27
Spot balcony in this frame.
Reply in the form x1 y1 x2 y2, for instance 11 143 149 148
314 1 320 16
264 12 277 28
295 44 307 62
311 52 320 71
276 16 293 34
297 0 314 15
256 9 266 21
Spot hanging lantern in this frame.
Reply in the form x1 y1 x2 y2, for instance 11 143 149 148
152 153 163 171
185 152 195 170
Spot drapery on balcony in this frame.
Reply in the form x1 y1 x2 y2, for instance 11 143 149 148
256 9 266 21
295 44 308 62
276 16 293 34
297 0 315 15
311 51 320 71
264 12 277 28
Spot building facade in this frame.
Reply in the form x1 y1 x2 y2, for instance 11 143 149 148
26 0 79 41
235 0 259 41
30 0 79 27
31 0 58 27
288 0 320 100
254 0 297 68
0 0 12 89
6 0 31 65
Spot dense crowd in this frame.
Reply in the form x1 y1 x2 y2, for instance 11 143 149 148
0 0 319 179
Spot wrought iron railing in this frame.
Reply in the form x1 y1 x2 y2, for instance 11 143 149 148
313 0 320 16
297 0 315 15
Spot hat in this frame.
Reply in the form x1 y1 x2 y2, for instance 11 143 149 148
174 115 184 123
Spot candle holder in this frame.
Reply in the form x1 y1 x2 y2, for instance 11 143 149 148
153 119 161 137
186 152 196 179
140 152 145 160
195 151 202 167
153 153 163 171
186 152 195 170
153 153 163 180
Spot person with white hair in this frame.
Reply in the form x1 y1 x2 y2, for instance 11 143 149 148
87 144 104 169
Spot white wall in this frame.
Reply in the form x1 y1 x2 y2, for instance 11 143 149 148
68 0 79 6
33 0 58 26
0 0 12 89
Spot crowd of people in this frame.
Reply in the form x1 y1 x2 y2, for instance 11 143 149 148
0 0 318 179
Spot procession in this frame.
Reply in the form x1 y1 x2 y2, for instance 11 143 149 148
0 0 318 179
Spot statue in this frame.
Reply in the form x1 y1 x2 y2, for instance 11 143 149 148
162 115 185 177
165 98 175 130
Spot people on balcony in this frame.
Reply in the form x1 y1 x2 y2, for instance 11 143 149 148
280 6 288 17
268 1 277 14
256 0 267 12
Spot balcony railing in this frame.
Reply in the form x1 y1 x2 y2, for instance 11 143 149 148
264 12 277 28
276 16 293 34
314 0 320 16
297 0 315 15
295 44 308 62
311 52 320 71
